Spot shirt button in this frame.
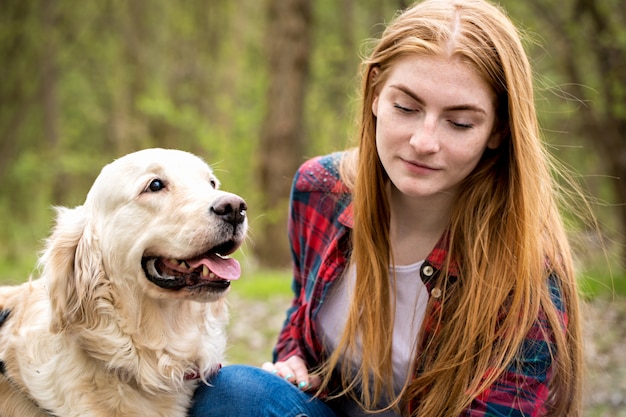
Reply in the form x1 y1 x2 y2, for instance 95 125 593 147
431 287 442 298
422 265 434 277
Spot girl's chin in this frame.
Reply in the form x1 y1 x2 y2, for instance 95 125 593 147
389 181 458 201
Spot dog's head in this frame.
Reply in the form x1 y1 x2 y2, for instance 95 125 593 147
42 148 248 330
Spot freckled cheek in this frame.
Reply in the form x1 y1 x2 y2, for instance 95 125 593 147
376 115 415 146
448 130 492 154
448 146 487 176
375 128 402 164
375 132 398 175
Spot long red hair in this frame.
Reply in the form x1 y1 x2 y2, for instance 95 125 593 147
318 0 583 416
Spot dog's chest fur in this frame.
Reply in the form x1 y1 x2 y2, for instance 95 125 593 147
0 279 225 417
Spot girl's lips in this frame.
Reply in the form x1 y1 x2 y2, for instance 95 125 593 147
402 158 439 173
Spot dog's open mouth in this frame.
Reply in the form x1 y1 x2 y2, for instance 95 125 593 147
141 250 241 291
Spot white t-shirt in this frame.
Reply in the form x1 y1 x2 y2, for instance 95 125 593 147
317 261 430 417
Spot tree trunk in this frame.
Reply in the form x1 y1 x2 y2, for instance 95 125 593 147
255 0 313 268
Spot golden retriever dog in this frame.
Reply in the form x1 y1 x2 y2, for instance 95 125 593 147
0 148 248 417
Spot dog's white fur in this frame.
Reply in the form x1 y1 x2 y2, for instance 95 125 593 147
0 148 248 417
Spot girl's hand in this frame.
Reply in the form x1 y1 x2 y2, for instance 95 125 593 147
261 356 321 391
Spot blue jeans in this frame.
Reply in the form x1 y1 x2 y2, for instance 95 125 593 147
188 364 339 417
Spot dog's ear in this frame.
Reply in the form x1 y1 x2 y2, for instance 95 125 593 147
41 206 105 333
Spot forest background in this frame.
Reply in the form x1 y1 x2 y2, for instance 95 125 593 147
1 0 623 291
1 0 625 415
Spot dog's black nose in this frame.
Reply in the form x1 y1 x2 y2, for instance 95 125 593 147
211 195 247 226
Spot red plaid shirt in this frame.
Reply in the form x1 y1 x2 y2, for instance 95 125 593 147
274 152 564 416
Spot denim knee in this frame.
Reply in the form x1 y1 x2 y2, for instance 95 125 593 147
188 364 338 417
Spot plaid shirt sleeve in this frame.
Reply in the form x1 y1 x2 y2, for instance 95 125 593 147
273 153 351 365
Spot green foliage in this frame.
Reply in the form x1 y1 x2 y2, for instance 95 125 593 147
579 268 626 300
0 0 623 281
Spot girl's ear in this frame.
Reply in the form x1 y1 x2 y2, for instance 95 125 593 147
487 123 509 150
372 94 380 117
487 131 501 149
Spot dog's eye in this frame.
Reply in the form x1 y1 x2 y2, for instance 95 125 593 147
210 179 217 189
147 179 166 192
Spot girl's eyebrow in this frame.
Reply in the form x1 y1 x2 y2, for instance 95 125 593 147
389 84 487 115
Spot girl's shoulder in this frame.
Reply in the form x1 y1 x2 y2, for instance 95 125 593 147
294 151 351 195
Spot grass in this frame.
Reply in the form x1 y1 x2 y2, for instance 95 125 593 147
226 269 293 364
231 268 292 299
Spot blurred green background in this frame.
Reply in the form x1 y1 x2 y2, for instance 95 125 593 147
1 0 623 291
1 0 625 415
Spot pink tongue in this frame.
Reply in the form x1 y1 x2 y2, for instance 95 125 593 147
187 254 241 281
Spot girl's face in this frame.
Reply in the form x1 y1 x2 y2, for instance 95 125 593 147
372 54 500 202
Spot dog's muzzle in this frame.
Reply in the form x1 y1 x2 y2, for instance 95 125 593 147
142 194 247 292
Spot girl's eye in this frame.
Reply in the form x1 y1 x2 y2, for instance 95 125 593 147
449 121 474 129
393 103 415 113
147 179 166 192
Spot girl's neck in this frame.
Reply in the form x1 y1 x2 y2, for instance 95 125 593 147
388 187 453 265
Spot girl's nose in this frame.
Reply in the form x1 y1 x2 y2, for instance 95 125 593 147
409 115 440 153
